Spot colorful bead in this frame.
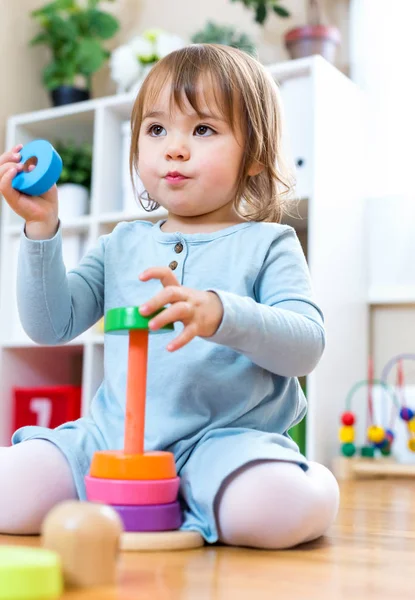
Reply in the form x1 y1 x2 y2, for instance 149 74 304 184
408 419 415 433
341 443 356 457
367 425 385 444
341 411 355 426
339 426 354 443
400 407 414 422
385 429 395 443
408 439 415 452
375 439 389 449
361 446 375 458
380 444 391 456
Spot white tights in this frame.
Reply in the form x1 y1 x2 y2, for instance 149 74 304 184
0 441 339 548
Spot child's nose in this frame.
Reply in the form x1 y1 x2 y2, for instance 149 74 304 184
165 140 190 161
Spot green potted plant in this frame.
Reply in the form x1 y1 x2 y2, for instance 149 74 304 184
191 21 256 56
231 0 340 64
30 0 120 106
284 0 341 63
54 140 93 219
230 0 290 25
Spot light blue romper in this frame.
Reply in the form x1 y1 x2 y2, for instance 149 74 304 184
12 219 325 543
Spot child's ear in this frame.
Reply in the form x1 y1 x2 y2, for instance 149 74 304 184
248 161 264 177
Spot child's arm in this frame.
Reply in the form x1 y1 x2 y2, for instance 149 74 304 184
206 227 325 378
17 222 106 345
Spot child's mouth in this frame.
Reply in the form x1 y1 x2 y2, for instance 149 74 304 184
165 171 189 184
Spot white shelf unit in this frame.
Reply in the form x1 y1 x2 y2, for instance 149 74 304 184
0 55 369 468
366 195 415 306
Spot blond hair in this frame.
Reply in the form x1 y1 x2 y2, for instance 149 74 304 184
130 44 295 223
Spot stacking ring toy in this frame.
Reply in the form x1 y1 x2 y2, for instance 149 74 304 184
12 139 62 196
89 450 177 481
114 502 182 532
85 475 180 505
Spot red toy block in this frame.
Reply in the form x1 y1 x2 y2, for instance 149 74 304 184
12 385 82 433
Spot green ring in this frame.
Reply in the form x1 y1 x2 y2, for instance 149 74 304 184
105 307 174 334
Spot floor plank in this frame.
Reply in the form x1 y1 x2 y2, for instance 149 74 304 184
1 479 415 599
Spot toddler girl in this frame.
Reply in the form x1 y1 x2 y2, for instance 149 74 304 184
0 44 339 548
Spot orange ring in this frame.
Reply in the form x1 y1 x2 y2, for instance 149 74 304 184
89 451 177 480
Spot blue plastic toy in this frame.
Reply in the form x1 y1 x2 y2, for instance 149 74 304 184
12 139 62 196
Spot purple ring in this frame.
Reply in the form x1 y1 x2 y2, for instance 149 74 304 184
113 501 182 532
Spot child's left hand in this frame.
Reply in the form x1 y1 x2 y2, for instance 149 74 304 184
138 267 224 351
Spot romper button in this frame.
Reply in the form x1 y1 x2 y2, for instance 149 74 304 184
169 261 178 270
174 242 183 253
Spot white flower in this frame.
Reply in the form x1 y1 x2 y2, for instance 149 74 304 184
129 36 155 63
155 33 186 58
110 30 188 93
110 44 141 92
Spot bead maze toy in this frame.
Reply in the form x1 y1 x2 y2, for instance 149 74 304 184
12 140 62 196
333 357 415 480
85 306 204 551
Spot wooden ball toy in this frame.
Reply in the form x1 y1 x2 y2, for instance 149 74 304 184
12 140 62 196
400 407 414 422
341 411 355 426
339 425 354 443
367 425 385 444
380 443 391 456
341 442 356 457
41 500 123 588
0 546 62 600
408 438 415 452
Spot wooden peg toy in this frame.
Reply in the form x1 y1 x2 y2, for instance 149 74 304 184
41 500 123 588
85 306 204 551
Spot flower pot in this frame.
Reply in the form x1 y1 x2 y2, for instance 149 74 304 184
57 184 89 221
50 86 90 107
284 25 341 63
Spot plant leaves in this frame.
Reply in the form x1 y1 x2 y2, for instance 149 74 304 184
76 37 106 75
255 3 267 24
29 32 50 46
84 9 119 39
273 4 290 17
31 0 76 17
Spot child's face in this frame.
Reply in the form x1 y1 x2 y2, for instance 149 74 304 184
138 80 245 220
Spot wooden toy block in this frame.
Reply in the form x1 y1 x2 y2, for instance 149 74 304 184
13 385 81 432
0 546 62 599
41 500 123 588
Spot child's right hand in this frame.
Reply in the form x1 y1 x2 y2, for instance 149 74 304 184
0 144 59 239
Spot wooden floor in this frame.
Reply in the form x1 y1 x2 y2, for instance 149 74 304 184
1 479 415 599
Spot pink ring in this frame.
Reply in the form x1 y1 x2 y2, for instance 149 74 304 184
85 475 180 506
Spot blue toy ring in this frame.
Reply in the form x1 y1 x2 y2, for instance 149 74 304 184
12 139 63 196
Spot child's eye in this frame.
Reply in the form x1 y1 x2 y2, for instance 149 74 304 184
194 125 215 137
148 124 166 137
